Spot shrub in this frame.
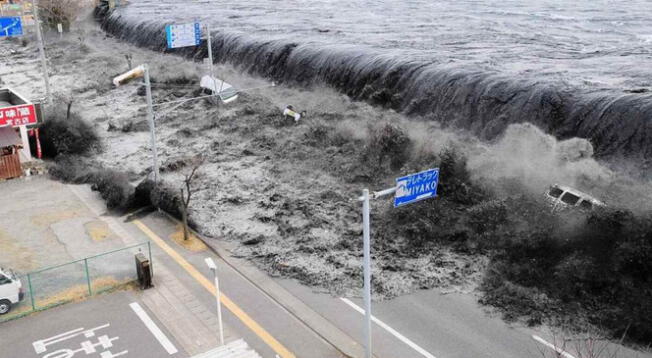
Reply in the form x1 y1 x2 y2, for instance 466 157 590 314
136 179 183 221
49 158 134 211
48 155 97 183
91 170 134 210
364 122 411 171
482 208 652 345
39 108 99 157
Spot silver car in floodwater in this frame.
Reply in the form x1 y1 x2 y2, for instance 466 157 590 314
545 184 605 212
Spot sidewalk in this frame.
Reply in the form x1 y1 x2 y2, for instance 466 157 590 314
69 183 346 358
68 184 238 356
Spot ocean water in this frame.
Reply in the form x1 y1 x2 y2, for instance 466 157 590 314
115 0 652 89
98 0 652 165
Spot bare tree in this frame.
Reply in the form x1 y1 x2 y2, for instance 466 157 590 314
179 156 204 241
37 0 93 32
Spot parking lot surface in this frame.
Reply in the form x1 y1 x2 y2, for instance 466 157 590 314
0 290 187 358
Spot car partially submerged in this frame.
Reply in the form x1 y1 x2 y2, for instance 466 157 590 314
545 184 605 211
200 75 238 104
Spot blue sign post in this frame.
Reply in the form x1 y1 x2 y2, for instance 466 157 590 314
356 167 440 358
0 17 23 38
165 22 201 49
394 168 439 207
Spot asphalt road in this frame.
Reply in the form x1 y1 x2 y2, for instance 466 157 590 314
128 210 652 358
0 290 186 358
124 213 344 358
275 278 652 358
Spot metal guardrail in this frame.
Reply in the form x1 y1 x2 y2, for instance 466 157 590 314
1 242 152 323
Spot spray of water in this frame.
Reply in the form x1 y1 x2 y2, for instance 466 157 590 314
95 5 652 173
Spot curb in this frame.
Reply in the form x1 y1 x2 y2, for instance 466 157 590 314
158 211 370 358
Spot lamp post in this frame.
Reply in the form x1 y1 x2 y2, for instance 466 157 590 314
205 257 225 346
113 64 159 183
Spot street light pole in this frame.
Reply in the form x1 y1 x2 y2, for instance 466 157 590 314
205 257 225 346
361 189 372 358
142 64 159 183
31 0 51 105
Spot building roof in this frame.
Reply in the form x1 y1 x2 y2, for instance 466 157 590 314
0 126 22 148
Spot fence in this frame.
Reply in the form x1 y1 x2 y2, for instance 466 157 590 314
0 242 151 323
0 153 22 180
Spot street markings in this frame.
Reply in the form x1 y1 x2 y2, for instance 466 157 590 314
133 220 296 358
532 335 577 358
340 297 437 358
32 323 128 357
130 302 179 355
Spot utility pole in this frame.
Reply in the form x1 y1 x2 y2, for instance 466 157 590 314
142 64 159 183
31 0 51 105
361 188 373 358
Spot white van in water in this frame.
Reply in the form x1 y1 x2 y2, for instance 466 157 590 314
545 184 605 211
200 75 239 104
0 268 24 315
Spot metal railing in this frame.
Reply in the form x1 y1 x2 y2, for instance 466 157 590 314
1 242 151 323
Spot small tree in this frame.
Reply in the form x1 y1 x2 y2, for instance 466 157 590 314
37 0 92 32
535 330 627 358
179 156 204 241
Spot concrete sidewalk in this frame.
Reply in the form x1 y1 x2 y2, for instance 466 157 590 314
68 184 239 356
69 182 345 358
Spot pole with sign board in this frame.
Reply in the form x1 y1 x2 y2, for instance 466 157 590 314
357 168 439 358
166 22 225 103
204 25 220 104
31 0 52 105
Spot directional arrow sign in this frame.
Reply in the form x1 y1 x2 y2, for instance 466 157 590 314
0 17 23 38
394 168 439 207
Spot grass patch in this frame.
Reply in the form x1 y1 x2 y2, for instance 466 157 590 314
0 277 136 323
169 225 207 252
84 221 113 242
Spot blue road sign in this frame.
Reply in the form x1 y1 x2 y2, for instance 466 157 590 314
0 17 23 38
394 168 439 207
165 22 201 49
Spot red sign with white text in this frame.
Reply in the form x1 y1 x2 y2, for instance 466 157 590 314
0 104 37 127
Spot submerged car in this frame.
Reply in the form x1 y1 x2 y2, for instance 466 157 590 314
200 75 239 104
545 184 605 211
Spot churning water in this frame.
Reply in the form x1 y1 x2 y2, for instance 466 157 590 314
97 0 652 167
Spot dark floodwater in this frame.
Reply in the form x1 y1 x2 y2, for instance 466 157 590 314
116 0 652 89
98 1 652 165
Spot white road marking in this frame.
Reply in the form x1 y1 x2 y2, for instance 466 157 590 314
340 297 437 358
532 335 577 358
129 302 179 355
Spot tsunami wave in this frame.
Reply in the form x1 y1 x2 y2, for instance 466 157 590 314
95 4 652 171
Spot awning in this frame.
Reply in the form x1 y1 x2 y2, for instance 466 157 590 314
0 126 22 148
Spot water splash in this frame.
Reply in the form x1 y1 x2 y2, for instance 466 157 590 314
95 2 652 172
